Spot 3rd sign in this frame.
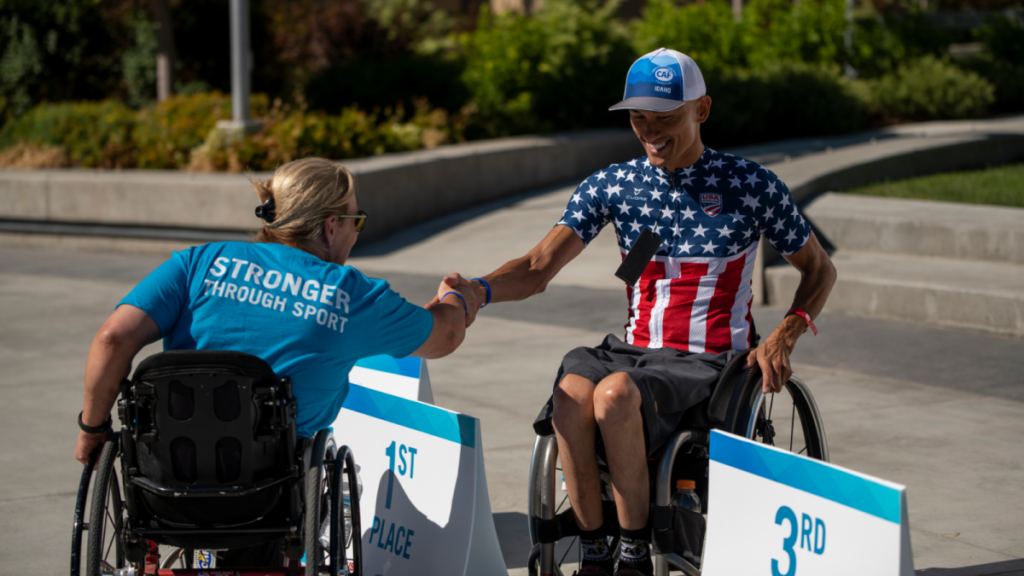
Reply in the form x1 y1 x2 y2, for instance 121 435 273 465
701 431 914 576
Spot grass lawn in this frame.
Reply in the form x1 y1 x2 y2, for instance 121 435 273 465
842 163 1024 209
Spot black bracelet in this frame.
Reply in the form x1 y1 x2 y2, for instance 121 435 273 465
78 411 112 434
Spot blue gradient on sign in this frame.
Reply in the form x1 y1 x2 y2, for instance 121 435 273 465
711 431 902 523
342 384 476 448
354 354 421 378
625 53 683 100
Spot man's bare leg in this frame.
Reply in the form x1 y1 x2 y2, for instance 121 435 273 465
552 374 604 530
593 372 648 529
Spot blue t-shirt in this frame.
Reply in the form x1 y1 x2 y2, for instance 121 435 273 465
119 241 433 437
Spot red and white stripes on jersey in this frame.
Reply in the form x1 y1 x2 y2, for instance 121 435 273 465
624 241 758 354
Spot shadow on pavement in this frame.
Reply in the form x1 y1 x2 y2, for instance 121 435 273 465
917 559 1024 576
494 511 582 570
351 180 578 258
494 511 531 569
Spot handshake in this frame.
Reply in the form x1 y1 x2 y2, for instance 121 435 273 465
424 273 488 328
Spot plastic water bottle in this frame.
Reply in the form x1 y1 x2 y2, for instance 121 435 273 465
671 479 701 513
670 479 704 566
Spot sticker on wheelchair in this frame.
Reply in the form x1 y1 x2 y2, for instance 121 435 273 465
701 431 914 576
193 550 215 568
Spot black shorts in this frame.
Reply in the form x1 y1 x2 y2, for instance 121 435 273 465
533 334 737 456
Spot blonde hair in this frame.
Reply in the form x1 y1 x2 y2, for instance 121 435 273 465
252 157 356 245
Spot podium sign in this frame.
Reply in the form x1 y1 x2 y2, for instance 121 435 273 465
702 431 914 576
350 355 434 403
331 385 506 576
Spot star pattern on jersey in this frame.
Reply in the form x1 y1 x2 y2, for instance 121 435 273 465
556 148 811 258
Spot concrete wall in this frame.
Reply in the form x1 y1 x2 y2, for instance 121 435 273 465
774 134 1024 206
0 130 640 243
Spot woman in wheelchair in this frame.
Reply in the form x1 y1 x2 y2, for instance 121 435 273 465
73 157 479 573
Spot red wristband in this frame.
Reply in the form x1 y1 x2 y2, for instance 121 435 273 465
787 308 818 336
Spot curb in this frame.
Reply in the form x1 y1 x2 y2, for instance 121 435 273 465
748 132 1024 304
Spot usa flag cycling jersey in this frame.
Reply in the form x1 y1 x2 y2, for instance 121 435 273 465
557 147 811 354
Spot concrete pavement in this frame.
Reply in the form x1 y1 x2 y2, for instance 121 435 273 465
2 174 1023 575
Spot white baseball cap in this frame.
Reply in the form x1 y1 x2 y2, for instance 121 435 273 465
609 48 707 112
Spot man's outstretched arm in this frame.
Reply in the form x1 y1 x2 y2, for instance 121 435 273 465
746 232 836 393
473 225 586 304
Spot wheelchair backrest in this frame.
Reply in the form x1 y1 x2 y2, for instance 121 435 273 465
121 350 296 488
118 350 299 529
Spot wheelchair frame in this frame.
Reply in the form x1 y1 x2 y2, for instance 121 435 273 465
70 351 363 576
527 368 829 576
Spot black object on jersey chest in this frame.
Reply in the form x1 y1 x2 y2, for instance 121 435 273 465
615 227 663 286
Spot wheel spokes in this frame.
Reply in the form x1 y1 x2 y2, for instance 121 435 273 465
558 536 578 566
789 403 796 452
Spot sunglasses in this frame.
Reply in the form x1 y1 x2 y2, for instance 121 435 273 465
336 210 368 233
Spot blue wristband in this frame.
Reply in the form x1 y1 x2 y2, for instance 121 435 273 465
471 277 492 308
441 291 468 315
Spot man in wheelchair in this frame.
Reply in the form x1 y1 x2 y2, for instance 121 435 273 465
459 49 836 575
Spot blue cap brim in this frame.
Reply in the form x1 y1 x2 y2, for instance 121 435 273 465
609 97 685 112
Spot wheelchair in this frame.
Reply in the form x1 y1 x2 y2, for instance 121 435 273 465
527 348 829 576
70 350 363 576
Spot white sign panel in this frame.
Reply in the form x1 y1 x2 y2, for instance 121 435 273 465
331 385 505 576
702 431 914 576
349 355 433 404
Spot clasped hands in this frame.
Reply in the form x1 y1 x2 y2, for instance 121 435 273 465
425 273 485 328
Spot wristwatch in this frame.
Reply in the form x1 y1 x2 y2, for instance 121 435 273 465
78 411 112 434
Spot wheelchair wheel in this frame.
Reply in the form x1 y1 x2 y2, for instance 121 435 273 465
71 444 98 576
306 430 362 576
527 435 569 576
725 373 829 461
85 433 127 576
331 446 362 576
527 435 619 576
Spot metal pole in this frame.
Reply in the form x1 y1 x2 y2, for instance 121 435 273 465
229 0 251 124
153 0 175 102
844 0 856 78
732 0 742 21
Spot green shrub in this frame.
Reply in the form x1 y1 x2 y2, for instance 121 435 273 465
858 56 995 121
965 16 1024 112
189 98 468 172
458 0 635 137
703 63 866 147
849 13 956 79
976 14 1024 63
304 53 468 115
631 0 748 72
133 92 269 169
742 0 850 70
632 0 850 73
0 100 136 168
964 56 1024 113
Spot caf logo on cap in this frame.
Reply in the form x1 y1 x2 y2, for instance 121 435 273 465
609 48 706 113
